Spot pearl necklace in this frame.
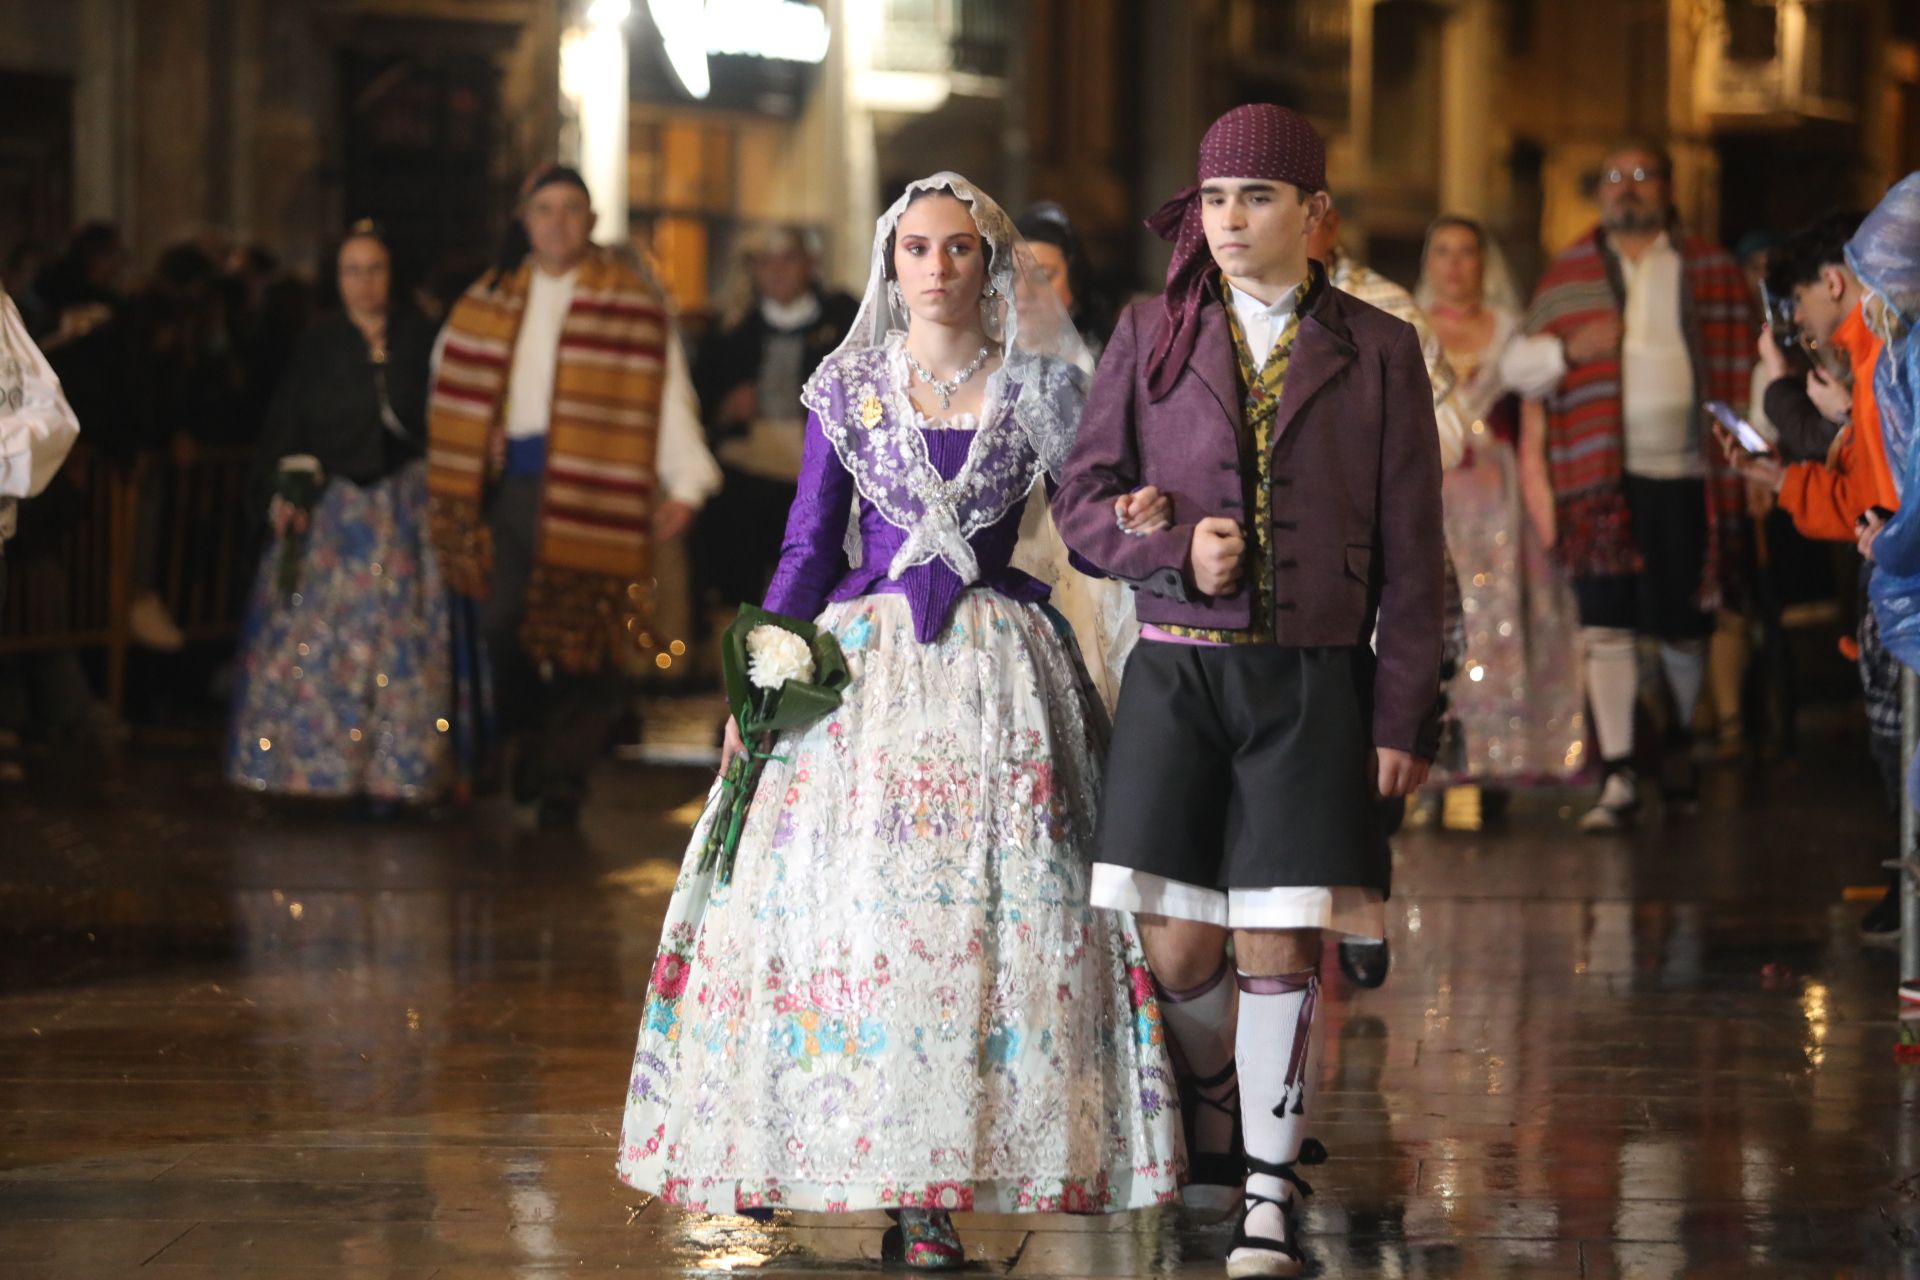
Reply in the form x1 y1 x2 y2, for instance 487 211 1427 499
903 344 994 411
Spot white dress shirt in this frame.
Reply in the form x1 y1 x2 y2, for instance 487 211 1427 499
1618 234 1700 478
0 291 81 543
1226 278 1303 368
477 263 721 508
1498 233 1702 479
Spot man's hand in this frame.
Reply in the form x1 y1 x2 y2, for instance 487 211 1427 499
1113 485 1173 536
1807 367 1851 424
1859 508 1889 562
1373 747 1429 798
1563 315 1623 363
1757 326 1790 382
719 383 758 428
654 498 696 541
1713 423 1786 493
1188 517 1245 597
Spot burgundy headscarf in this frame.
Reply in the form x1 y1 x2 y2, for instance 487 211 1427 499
1145 104 1327 398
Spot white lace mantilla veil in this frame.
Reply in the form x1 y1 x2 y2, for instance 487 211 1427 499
802 170 1140 709
1414 215 1524 426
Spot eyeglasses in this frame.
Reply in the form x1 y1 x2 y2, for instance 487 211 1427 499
1601 166 1666 187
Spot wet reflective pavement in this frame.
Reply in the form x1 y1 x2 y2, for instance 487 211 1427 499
1 713 1914 1277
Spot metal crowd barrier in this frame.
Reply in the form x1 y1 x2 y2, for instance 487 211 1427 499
1903 668 1919 983
0 446 257 715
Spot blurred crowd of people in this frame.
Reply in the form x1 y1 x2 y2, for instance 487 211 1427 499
2 148 1918 931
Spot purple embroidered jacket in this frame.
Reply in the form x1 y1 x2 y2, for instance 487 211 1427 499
762 411 1050 643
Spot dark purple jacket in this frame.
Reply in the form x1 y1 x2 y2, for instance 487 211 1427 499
1054 272 1445 756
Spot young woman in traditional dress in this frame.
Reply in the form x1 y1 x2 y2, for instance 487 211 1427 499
1413 216 1584 823
616 173 1183 1268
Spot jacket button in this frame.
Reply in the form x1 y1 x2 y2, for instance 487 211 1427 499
1277 558 1298 569
1275 601 1297 611
1274 476 1293 487
1219 460 1238 472
1274 519 1297 531
1221 497 1241 510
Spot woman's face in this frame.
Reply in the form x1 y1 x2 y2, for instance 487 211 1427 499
337 236 391 317
1423 224 1483 305
891 193 988 331
1027 241 1074 313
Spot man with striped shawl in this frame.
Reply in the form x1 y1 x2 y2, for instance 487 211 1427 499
428 165 719 827
1502 141 1754 831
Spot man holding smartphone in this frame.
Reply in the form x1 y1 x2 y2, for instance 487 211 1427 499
1723 215 1895 540
1720 210 1901 940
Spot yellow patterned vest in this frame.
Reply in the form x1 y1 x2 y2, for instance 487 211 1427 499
1160 278 1308 645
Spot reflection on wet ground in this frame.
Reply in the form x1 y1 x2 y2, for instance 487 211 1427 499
0 712 1914 1277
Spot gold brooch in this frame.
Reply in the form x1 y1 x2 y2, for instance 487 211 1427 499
859 392 883 428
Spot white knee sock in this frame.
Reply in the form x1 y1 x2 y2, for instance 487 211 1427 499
1235 969 1321 1243
1583 626 1638 765
1154 959 1238 1155
1658 638 1708 731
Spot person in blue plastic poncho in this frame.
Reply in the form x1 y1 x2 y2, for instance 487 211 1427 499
1856 177 1920 675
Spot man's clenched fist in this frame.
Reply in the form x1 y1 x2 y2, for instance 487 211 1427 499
1189 517 1246 597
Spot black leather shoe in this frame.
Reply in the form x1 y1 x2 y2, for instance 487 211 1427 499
1338 939 1389 989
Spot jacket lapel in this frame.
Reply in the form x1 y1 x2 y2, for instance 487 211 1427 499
1270 304 1355 450
1191 302 1244 441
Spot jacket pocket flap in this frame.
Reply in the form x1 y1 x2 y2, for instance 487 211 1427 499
1344 542 1373 582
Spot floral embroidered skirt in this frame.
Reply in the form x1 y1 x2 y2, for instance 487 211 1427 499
226 463 455 802
617 590 1184 1215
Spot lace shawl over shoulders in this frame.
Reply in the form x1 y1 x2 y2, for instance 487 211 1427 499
797 338 1084 583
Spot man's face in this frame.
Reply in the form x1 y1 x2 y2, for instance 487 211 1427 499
1792 264 1855 346
752 240 813 305
1597 149 1670 233
1202 179 1324 284
523 185 595 269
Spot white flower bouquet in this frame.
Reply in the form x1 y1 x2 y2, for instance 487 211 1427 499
696 605 849 884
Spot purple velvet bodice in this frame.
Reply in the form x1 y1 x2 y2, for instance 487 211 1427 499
762 412 1048 642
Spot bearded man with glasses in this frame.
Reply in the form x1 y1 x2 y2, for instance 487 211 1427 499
1500 141 1756 832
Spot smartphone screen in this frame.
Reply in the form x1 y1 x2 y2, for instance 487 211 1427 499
1704 401 1771 454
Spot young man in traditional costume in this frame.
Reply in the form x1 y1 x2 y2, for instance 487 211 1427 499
1055 104 1445 1278
427 165 719 827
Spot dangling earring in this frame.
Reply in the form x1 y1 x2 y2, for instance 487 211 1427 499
888 280 906 317
982 282 998 300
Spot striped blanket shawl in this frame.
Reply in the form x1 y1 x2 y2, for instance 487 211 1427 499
1525 226 1753 607
428 248 667 673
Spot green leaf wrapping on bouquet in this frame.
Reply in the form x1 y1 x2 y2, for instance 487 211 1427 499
272 457 326 602
696 605 851 884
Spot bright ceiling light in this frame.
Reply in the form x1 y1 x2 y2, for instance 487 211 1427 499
650 0 711 98
586 0 632 28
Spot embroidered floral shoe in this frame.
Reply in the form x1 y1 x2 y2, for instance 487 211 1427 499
895 1208 965 1270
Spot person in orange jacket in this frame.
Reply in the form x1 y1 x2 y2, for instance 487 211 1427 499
1723 212 1899 940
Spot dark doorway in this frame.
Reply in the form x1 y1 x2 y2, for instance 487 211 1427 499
1715 126 1862 250
0 71 75 259
338 50 499 299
